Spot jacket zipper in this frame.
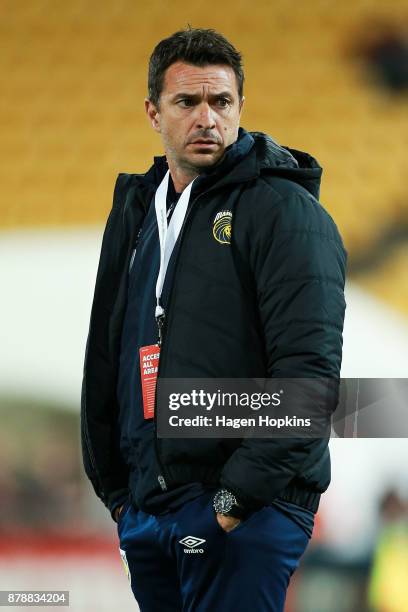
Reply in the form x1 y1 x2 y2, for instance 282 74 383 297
153 189 208 491
129 249 137 273
129 228 142 273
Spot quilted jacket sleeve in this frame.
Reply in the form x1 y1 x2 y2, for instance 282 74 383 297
80 174 133 516
219 188 347 508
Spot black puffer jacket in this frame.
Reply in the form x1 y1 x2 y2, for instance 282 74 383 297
80 129 347 516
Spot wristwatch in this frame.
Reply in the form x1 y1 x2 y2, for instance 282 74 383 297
213 488 248 519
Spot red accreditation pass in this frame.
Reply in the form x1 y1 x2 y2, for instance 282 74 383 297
139 344 160 419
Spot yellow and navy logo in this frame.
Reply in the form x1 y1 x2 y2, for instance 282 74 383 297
213 210 232 244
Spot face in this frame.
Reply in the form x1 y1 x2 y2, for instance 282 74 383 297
145 61 244 175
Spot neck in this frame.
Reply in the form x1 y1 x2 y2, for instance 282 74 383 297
166 158 200 193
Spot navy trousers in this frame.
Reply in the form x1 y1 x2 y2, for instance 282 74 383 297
117 490 310 612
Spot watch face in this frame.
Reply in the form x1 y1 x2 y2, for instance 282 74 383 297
214 489 237 514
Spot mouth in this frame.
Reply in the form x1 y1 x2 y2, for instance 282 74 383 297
189 140 219 149
192 139 218 143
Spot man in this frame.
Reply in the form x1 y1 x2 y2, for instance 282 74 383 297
81 27 347 611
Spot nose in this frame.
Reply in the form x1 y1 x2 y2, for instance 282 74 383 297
195 102 216 130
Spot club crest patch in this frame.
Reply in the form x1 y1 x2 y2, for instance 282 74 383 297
213 210 232 244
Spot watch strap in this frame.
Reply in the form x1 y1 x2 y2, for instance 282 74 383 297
224 503 249 520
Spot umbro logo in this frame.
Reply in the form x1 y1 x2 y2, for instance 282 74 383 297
179 536 206 554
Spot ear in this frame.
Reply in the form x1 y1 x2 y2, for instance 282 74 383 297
145 98 161 133
238 96 245 115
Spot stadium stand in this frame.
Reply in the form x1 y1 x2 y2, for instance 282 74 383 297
1 0 407 314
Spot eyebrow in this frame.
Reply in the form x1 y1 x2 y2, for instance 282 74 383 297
172 91 234 101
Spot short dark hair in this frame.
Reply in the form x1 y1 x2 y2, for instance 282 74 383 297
148 26 244 108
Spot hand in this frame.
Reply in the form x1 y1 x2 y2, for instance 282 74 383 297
215 512 241 532
114 504 124 523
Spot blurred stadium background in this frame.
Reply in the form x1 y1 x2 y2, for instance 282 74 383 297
1 1 408 610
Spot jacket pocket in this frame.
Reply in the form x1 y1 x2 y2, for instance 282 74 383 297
117 496 132 527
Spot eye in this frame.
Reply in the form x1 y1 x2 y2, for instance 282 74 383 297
178 98 194 107
216 98 230 107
